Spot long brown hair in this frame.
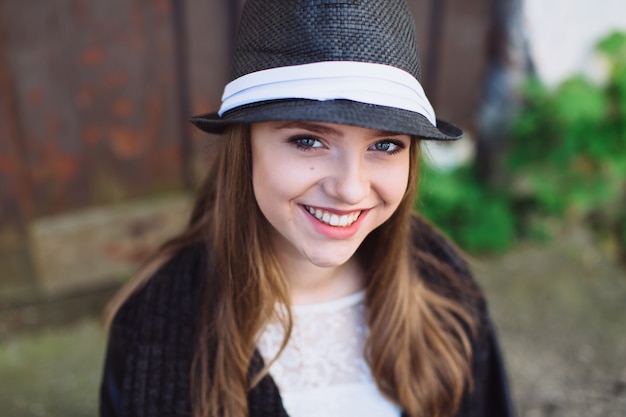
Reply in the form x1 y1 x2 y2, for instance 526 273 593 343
106 124 476 417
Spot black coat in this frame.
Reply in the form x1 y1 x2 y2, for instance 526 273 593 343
100 217 514 417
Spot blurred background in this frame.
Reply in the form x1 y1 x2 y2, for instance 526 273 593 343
0 0 624 416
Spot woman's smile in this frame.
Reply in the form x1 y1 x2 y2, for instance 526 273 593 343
303 205 362 227
299 204 371 241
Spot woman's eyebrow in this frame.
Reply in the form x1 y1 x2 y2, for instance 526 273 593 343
275 122 344 136
275 122 404 139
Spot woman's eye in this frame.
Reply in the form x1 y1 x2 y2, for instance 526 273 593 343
370 140 404 153
290 136 323 150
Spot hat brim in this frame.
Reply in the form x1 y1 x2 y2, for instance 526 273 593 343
189 99 462 140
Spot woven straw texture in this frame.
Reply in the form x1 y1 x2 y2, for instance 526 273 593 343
231 0 420 81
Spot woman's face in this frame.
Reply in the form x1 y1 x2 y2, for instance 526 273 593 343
251 121 411 268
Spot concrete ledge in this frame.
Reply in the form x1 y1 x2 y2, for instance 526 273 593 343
0 283 120 339
29 194 191 297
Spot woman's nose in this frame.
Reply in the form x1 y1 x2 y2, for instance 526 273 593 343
322 156 370 205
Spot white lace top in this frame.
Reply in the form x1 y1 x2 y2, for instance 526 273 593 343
256 290 401 417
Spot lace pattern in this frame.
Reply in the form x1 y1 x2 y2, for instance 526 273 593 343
256 290 401 417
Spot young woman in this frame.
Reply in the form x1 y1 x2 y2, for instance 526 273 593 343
100 1 513 416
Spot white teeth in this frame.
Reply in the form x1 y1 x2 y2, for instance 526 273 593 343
305 206 361 227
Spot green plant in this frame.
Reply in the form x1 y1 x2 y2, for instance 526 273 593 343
416 31 626 257
417 164 516 253
508 31 626 251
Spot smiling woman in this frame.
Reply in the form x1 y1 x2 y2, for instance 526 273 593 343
99 1 513 417
251 122 412 304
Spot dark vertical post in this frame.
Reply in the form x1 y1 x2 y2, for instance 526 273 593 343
0 0 39 298
227 0 244 64
475 0 528 183
0 4 32 215
423 0 446 107
171 0 193 190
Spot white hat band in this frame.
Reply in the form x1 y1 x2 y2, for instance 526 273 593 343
218 61 437 126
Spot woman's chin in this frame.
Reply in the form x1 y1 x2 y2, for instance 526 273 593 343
303 250 356 269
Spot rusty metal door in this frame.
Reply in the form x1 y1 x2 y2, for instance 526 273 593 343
0 0 233 307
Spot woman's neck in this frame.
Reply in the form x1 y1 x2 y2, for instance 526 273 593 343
277 254 365 305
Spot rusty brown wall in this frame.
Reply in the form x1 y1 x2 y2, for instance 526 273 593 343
0 0 232 305
0 0 234 216
3 1 175 217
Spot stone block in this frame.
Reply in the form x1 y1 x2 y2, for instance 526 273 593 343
30 195 191 296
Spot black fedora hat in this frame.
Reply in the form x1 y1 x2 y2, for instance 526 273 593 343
190 0 462 140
